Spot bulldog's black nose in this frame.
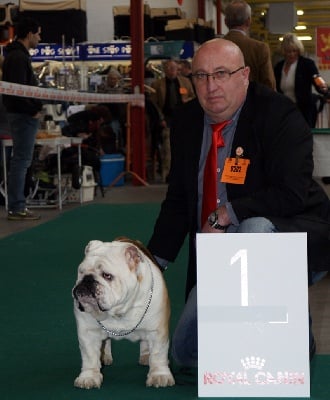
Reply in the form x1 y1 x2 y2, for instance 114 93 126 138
73 274 96 298
73 274 97 312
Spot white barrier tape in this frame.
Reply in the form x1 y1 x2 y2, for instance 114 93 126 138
0 81 145 107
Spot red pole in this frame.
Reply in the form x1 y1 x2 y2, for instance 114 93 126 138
216 0 222 35
130 0 146 184
197 0 205 20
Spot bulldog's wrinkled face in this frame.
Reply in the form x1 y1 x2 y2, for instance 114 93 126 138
73 240 143 317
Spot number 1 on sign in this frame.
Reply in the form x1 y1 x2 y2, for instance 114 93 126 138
231 249 248 306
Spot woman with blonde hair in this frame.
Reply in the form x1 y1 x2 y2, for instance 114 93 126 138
274 32 328 127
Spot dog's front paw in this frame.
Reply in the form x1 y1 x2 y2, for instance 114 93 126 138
74 370 103 389
146 370 175 388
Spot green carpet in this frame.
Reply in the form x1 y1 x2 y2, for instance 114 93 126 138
0 203 329 400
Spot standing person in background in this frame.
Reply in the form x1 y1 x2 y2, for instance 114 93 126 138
2 17 42 220
179 59 196 94
0 55 11 205
224 0 276 90
103 69 126 150
0 55 10 138
274 32 328 128
178 59 193 82
151 59 195 182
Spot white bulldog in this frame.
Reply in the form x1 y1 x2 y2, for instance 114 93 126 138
72 237 175 389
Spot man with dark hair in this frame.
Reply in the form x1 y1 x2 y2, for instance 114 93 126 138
224 0 276 89
2 17 43 220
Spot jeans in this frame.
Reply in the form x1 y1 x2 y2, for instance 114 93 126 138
171 217 277 368
7 113 39 212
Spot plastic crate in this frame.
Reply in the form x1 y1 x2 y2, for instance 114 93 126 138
100 154 125 187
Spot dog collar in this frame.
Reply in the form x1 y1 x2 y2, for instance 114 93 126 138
97 258 154 337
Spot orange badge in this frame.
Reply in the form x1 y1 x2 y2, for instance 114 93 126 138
179 87 188 95
221 158 250 184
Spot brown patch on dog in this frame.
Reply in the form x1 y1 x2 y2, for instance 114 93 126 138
115 236 161 270
125 245 141 271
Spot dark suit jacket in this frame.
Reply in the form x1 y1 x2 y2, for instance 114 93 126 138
148 82 330 295
274 56 320 127
224 30 276 90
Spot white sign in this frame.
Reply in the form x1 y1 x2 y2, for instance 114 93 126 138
313 133 330 177
197 233 310 398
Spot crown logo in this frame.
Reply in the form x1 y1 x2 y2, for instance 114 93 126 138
241 356 266 370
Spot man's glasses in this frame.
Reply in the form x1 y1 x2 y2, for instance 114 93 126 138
192 66 245 83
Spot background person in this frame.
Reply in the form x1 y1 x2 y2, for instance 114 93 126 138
103 69 126 150
151 59 195 182
2 17 42 220
178 59 193 82
106 68 123 91
274 32 328 128
224 0 276 90
147 38 330 367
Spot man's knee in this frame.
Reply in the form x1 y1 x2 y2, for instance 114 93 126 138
238 217 276 233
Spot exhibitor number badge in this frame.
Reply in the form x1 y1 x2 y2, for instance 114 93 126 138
221 157 250 184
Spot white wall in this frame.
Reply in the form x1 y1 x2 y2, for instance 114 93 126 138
0 0 199 42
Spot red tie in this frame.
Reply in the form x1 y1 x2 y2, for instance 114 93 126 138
201 121 230 227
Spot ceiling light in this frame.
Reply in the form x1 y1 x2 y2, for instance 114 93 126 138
297 10 304 16
279 35 312 41
297 36 312 41
295 25 307 31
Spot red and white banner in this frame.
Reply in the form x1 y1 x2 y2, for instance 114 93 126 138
316 27 330 70
0 81 145 107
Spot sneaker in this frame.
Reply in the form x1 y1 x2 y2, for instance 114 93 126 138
7 208 41 221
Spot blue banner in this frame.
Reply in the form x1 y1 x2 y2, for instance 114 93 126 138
29 41 195 62
30 43 81 62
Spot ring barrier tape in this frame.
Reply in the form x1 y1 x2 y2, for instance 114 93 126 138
0 81 145 107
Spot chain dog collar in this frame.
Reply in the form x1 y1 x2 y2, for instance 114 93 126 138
97 258 154 337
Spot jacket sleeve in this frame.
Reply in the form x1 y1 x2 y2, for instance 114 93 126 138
258 43 276 90
229 88 315 221
147 100 202 262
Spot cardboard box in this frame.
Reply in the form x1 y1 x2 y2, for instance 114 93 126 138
150 7 182 18
100 154 125 187
19 0 86 11
151 7 182 39
113 5 152 39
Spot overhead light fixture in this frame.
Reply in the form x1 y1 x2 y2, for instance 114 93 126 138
298 36 312 41
279 35 312 41
297 10 304 16
295 25 307 30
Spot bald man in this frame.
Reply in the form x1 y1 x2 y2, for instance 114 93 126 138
148 38 330 367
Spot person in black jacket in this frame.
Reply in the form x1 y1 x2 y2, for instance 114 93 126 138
2 17 43 220
274 33 328 128
148 38 330 368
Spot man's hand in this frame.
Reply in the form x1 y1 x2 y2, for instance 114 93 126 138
201 205 231 233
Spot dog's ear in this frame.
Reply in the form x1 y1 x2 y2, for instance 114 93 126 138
115 237 160 265
125 245 142 271
85 240 104 254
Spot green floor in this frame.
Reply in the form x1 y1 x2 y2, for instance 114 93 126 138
0 204 329 399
